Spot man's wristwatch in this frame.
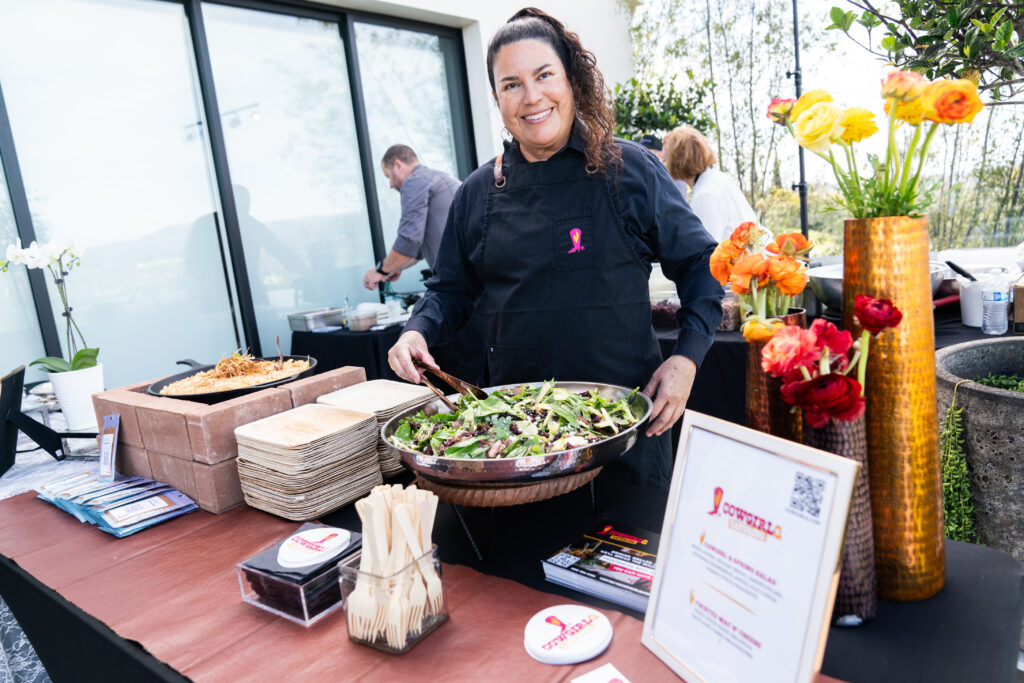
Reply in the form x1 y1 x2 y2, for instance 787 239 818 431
375 259 390 276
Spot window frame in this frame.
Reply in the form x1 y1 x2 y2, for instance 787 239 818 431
0 0 477 358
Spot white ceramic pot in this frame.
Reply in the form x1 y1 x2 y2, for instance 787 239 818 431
48 363 104 431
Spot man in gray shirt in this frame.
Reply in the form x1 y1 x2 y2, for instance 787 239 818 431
362 144 460 290
361 144 486 386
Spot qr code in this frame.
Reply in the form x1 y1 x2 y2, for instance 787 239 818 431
548 552 581 568
789 472 825 518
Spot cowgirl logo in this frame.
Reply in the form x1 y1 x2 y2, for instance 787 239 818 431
540 613 599 650
567 228 585 253
708 486 782 540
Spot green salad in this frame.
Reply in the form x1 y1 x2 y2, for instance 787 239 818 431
388 380 645 459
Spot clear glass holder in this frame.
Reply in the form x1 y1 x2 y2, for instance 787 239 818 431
339 544 448 654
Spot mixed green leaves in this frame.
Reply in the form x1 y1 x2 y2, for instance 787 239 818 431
389 381 643 459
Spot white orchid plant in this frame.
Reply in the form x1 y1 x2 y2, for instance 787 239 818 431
1 238 99 373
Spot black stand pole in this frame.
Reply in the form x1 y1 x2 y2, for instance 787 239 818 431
788 0 809 238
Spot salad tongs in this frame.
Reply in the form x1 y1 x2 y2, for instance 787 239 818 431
412 358 489 410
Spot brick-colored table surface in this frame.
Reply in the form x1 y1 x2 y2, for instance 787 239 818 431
0 493 847 682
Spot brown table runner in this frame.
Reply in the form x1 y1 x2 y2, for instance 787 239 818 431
0 493 842 682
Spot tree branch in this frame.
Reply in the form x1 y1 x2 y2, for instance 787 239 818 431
850 0 918 44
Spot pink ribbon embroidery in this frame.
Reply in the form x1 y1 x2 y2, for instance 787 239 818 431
567 228 585 254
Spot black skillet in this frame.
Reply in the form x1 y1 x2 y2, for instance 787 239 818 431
146 356 317 404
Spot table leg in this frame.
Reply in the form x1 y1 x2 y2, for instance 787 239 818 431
451 504 486 563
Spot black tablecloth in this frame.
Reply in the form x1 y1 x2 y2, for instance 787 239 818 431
295 306 1002 430
292 321 486 395
292 325 404 384
2 473 1022 682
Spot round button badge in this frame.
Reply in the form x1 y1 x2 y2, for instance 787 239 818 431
523 604 613 665
276 527 351 568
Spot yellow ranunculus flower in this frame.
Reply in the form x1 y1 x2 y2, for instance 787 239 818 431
839 107 878 143
921 79 984 124
790 89 833 121
741 318 785 343
792 102 844 154
884 96 924 125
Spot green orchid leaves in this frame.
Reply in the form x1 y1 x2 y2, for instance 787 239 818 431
29 347 100 373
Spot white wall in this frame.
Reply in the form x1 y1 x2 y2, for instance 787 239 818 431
323 0 635 168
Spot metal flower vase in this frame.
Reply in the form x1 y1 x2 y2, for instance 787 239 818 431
803 415 876 623
842 216 944 601
745 308 805 443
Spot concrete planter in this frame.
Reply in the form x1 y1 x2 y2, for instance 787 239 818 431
935 338 1024 643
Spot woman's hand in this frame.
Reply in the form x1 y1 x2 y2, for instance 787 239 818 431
643 355 697 437
388 331 436 383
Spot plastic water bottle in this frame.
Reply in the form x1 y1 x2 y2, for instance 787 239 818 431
981 271 1009 335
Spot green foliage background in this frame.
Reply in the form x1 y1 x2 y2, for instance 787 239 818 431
611 74 716 140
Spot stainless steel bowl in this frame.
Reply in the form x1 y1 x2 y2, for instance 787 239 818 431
380 381 652 484
807 262 948 312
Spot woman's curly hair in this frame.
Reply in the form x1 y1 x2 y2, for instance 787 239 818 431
486 7 620 175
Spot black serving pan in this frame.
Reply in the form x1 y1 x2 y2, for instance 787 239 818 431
146 356 317 404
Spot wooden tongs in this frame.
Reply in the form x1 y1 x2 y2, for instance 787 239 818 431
412 358 488 412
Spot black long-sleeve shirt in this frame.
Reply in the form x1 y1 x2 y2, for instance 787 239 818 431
405 134 724 367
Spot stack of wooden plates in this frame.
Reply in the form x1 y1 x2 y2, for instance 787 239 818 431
318 380 434 477
234 404 381 520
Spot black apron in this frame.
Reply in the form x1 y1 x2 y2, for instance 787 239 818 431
477 149 672 489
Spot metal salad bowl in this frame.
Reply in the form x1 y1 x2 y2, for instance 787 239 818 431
807 261 948 313
380 381 653 484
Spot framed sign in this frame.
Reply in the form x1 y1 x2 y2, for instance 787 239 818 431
642 411 858 683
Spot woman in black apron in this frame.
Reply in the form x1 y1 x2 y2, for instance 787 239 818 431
389 8 723 489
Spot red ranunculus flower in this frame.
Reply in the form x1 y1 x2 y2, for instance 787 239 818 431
780 373 865 428
809 318 853 356
760 325 820 381
854 295 903 335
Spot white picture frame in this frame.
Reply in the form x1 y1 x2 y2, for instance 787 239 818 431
641 411 859 683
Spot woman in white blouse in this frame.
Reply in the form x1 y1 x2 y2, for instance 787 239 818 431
662 126 755 242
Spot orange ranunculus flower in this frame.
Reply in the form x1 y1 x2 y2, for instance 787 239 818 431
760 325 821 381
790 90 833 121
884 96 924 125
728 221 757 250
767 97 796 125
729 253 769 295
765 232 813 258
742 317 786 343
767 255 808 296
880 70 926 101
709 240 742 285
921 79 983 124
839 107 878 143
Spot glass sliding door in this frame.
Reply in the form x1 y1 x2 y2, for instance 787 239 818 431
354 22 463 293
0 161 47 383
0 0 240 388
201 3 376 354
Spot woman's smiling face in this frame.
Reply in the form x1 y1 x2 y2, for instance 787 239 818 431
491 39 574 163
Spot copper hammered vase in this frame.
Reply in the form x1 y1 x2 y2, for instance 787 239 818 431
803 416 876 622
745 308 805 443
842 216 945 601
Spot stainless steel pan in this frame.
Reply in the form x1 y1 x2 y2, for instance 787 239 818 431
380 381 652 484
